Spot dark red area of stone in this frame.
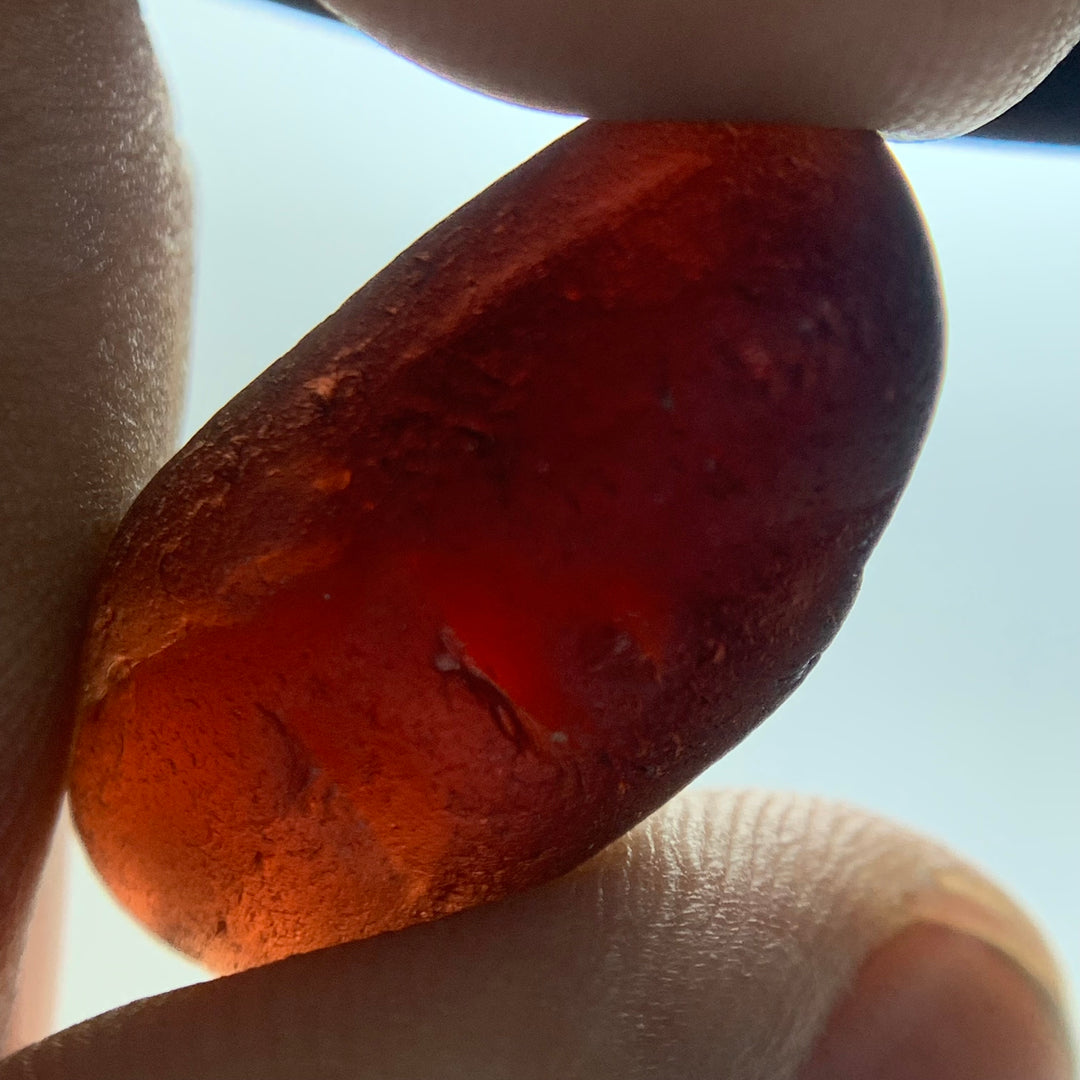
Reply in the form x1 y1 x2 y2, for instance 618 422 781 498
69 122 942 972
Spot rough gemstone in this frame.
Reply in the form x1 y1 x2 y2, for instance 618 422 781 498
69 122 943 972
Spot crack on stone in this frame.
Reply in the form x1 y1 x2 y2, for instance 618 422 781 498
434 628 536 754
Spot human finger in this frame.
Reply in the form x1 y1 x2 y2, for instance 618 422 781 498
317 0 1080 137
0 837 64 1056
0 0 190 1029
257 0 1080 144
975 42 1080 142
2 789 1071 1079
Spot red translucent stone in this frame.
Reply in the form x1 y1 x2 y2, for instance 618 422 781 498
69 122 942 972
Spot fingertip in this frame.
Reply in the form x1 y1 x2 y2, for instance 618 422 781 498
322 0 1080 136
4 791 1070 1080
0 0 190 1022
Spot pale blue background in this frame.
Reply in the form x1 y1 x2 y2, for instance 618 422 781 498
55 0 1080 1032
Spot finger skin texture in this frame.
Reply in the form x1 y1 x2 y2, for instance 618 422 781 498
322 0 1080 137
0 0 191 1035
976 42 1080 143
1 834 65 1056
0 791 1068 1079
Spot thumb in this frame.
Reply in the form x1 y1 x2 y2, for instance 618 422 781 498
3 789 1071 1079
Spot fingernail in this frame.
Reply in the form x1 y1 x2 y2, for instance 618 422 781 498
800 921 1073 1080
